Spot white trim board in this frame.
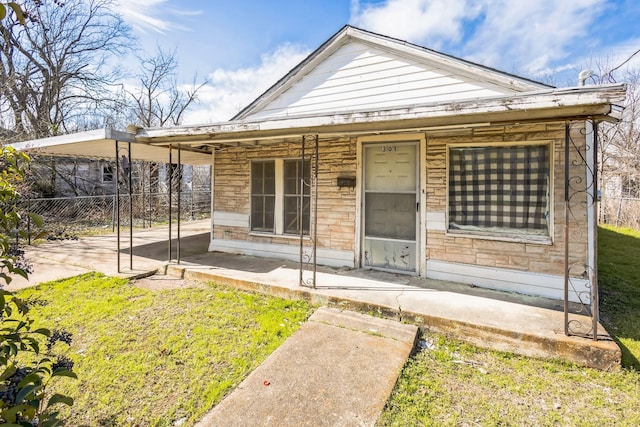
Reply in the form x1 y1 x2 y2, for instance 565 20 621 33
209 239 355 268
426 260 589 303
426 211 446 231
213 211 249 228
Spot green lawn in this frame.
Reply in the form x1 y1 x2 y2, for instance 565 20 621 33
598 225 640 369
18 274 314 426
378 225 640 426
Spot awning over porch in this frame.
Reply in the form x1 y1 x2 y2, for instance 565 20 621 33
9 127 212 165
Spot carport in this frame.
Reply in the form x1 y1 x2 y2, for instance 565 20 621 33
10 127 213 272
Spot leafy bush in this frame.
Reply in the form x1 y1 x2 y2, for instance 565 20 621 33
0 147 75 426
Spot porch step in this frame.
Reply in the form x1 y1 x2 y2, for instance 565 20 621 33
165 260 621 371
195 307 418 427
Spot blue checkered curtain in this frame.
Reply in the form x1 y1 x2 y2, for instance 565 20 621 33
448 145 549 233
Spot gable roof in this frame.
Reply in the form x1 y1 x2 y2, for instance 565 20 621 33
233 25 551 121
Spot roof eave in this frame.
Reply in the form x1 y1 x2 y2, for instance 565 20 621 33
139 84 626 145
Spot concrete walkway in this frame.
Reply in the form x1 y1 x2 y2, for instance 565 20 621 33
196 307 418 427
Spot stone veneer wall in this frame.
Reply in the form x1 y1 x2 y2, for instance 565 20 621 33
212 137 357 253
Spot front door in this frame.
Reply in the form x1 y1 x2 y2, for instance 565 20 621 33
362 142 418 273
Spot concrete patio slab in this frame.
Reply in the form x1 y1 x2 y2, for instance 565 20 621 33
166 252 621 371
7 219 210 291
195 307 418 427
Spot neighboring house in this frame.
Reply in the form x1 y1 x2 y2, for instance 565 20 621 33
27 155 209 198
28 156 118 197
13 26 626 307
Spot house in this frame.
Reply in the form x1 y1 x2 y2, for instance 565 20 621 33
26 154 210 198
13 26 626 312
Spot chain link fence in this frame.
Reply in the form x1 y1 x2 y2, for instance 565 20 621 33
18 191 211 241
600 196 640 230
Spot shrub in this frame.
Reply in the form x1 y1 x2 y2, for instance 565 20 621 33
0 147 75 426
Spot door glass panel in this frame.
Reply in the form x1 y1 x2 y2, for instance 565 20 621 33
365 193 415 240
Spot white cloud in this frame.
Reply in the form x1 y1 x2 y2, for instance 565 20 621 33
463 0 605 76
350 0 482 50
184 43 310 124
350 0 607 78
116 0 202 34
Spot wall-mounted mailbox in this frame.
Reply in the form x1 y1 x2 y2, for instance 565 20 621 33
337 177 356 188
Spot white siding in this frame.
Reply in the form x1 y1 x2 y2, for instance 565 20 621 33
245 41 520 120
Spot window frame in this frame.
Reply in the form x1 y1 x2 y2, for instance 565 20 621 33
283 158 311 235
445 140 554 244
102 163 114 183
250 160 276 233
250 158 311 237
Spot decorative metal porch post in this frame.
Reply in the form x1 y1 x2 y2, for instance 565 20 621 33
299 134 318 288
168 145 172 262
564 120 601 340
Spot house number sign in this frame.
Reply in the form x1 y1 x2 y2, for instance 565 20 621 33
381 145 397 152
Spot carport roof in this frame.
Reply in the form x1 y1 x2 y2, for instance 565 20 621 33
9 128 212 165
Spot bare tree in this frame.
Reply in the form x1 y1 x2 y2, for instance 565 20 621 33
0 0 133 141
128 46 207 128
582 54 640 227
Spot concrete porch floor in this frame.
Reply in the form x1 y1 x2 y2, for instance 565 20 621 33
12 219 620 370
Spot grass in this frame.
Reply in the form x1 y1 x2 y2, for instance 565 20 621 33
378 225 640 426
17 273 314 426
598 225 640 369
377 336 640 426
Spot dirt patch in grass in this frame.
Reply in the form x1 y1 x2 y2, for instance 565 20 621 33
130 275 207 291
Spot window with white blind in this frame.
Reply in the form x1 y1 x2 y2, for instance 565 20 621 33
283 159 310 234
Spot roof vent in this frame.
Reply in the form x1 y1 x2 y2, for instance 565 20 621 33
578 70 594 86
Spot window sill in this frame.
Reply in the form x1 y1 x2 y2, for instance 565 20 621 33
249 232 311 241
445 229 553 245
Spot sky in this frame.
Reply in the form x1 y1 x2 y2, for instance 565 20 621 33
116 0 640 125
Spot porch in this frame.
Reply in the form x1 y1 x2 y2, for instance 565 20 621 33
12 219 620 370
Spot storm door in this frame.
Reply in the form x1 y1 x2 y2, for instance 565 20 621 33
363 142 418 272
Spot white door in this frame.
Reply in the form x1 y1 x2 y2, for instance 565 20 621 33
362 142 418 272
